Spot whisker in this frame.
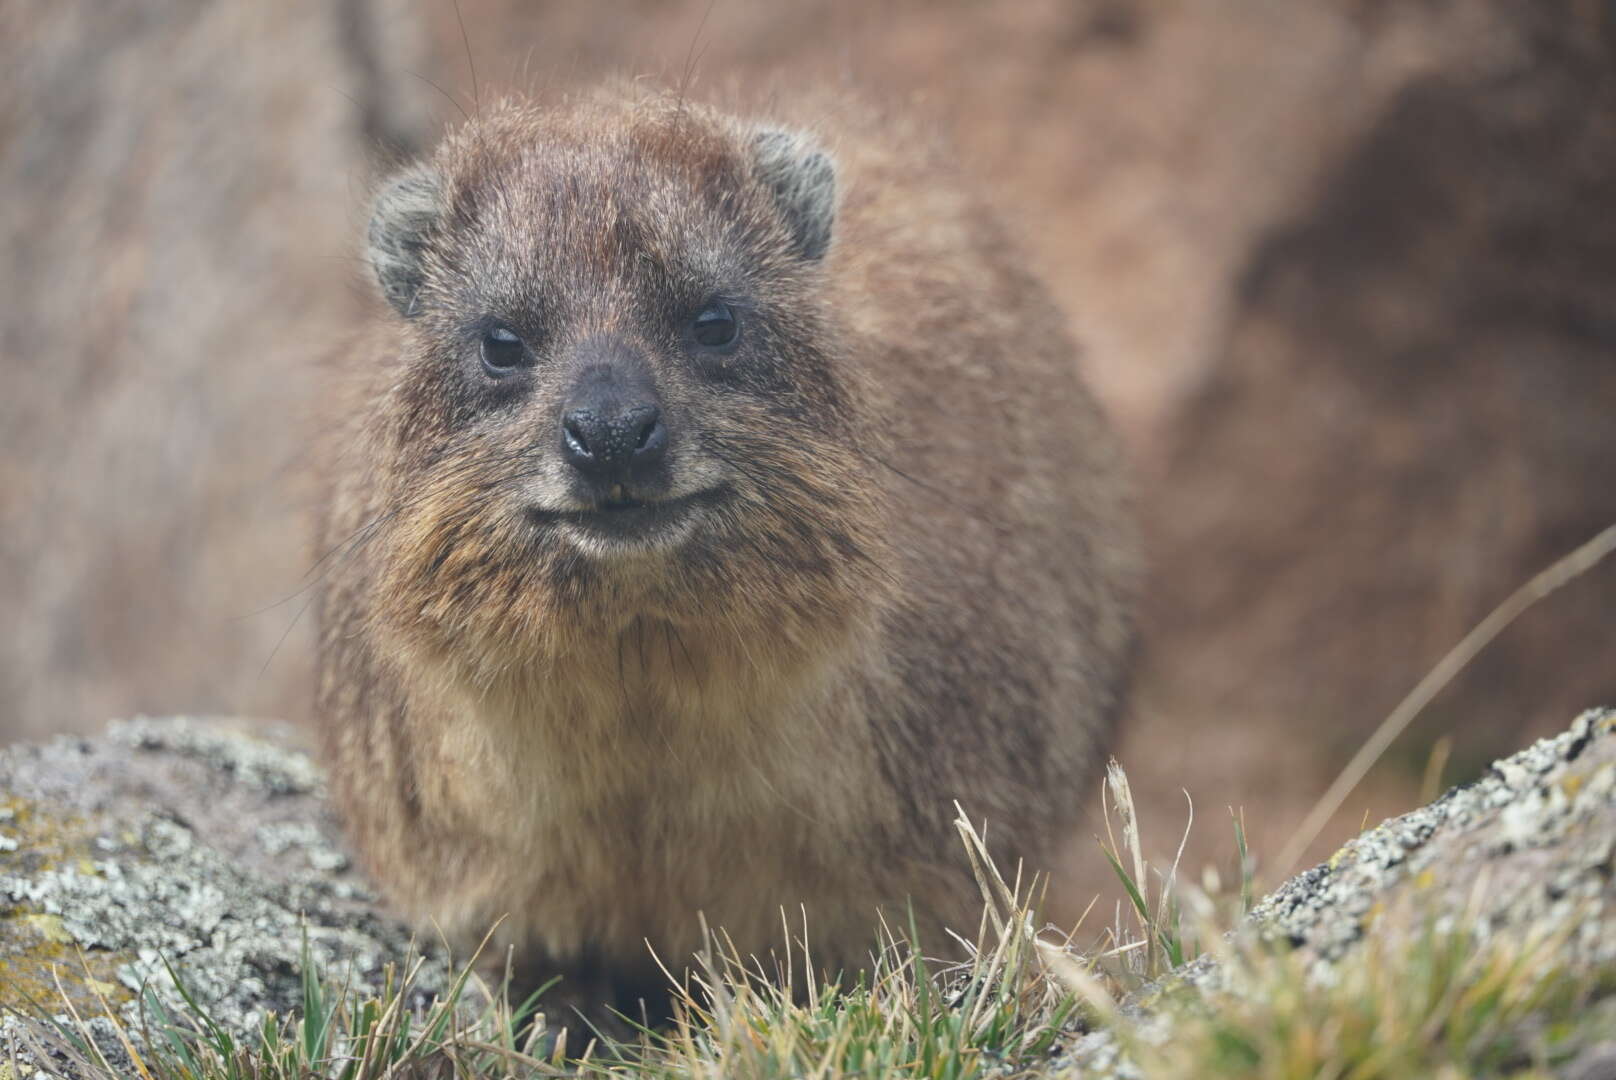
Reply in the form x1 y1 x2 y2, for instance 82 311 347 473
241 447 552 645
852 445 1011 537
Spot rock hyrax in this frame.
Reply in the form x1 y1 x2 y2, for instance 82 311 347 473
315 88 1137 1019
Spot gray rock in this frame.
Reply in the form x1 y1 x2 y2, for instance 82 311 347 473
0 717 450 1068
1065 707 1616 1073
1249 707 1616 971
1 709 1611 1075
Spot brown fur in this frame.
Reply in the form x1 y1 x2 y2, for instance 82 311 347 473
314 87 1136 1019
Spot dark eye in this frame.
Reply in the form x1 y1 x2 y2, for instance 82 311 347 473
690 301 739 349
480 326 527 375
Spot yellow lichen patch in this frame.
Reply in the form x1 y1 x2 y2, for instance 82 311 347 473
0 795 76 874
0 948 133 1014
18 913 73 945
1414 869 1437 891
0 910 137 1014
0 798 135 1014
1561 772 1586 799
84 976 121 998
0 796 35 844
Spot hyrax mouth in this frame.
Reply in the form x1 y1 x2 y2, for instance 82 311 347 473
601 484 644 511
530 485 730 546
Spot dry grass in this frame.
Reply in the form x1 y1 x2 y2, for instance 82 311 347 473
5 776 1612 1079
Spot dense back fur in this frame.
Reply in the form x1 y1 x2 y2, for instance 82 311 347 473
316 87 1136 1019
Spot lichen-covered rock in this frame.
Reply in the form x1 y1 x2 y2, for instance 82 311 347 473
2 710 1612 1075
1066 707 1616 1074
1250 707 1616 970
0 717 448 1052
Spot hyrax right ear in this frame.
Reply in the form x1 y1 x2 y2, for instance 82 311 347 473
367 164 443 317
752 128 837 261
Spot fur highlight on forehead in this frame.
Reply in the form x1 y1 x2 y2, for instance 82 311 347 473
366 94 838 318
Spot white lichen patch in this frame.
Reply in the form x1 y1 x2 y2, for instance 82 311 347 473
105 715 324 796
256 821 351 872
1247 708 1616 969
0 717 449 1062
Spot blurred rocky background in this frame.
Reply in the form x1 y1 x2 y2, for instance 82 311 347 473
2 0 1612 882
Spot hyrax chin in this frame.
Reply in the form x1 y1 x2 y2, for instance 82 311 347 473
315 87 1137 1021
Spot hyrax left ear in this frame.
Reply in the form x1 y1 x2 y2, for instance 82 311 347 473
752 128 837 261
367 163 444 317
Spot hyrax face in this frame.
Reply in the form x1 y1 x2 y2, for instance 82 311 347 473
363 99 886 672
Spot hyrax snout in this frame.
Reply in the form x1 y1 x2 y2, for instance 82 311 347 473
315 87 1137 1023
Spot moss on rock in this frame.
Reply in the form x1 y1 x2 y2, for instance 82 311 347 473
0 718 449 1049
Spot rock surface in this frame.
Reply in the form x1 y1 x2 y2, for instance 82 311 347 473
0 0 431 741
0 717 449 1068
1134 1 1616 862
0 709 1612 1073
1068 706 1616 1073
1251 707 1616 972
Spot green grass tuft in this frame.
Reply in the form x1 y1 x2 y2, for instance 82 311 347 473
3 770 1611 1079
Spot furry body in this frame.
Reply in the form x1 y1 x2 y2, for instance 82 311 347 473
315 89 1136 1017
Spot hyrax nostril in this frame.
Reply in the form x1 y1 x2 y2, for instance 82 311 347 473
631 409 665 462
563 414 594 459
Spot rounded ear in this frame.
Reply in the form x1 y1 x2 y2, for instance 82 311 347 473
367 163 443 316
752 128 837 261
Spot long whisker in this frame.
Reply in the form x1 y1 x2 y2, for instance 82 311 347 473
241 445 550 624
320 447 545 570
699 434 904 592
851 445 1012 537
264 424 962 683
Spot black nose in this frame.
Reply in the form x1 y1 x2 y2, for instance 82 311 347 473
561 402 666 480
558 338 670 491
